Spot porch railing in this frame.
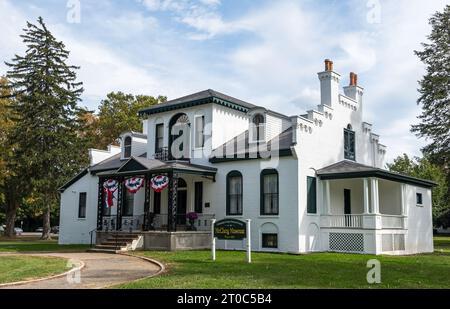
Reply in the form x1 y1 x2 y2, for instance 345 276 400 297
381 214 404 229
152 213 215 231
121 215 145 232
321 214 405 229
326 214 364 228
154 147 169 161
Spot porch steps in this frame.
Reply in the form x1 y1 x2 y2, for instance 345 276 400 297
88 232 142 254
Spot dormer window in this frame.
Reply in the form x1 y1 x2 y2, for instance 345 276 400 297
124 136 132 158
344 124 355 161
251 113 265 142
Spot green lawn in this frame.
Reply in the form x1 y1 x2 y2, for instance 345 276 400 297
434 236 450 253
119 236 450 289
0 237 89 252
0 255 68 284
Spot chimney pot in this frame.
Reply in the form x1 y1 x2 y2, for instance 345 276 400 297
349 72 357 86
324 59 333 71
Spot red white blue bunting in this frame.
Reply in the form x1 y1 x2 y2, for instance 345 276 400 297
150 175 169 192
124 177 145 193
103 179 118 208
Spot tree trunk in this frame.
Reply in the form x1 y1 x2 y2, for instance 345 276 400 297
4 187 18 238
41 203 52 240
5 208 17 238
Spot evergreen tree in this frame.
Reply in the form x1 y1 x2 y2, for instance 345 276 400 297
3 17 84 239
412 5 450 194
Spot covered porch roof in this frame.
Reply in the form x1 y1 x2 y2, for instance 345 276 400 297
94 156 217 180
316 160 436 188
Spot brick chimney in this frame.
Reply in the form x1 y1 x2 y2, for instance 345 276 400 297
324 59 333 71
317 59 340 106
343 72 364 104
349 72 357 86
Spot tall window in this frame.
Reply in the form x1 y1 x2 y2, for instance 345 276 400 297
195 182 203 213
226 171 243 215
78 192 87 218
252 114 265 142
155 123 164 152
307 176 317 214
344 124 355 160
261 169 279 215
195 116 205 148
124 136 132 158
123 189 134 217
416 192 423 205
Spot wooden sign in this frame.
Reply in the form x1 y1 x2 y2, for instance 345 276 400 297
213 218 246 240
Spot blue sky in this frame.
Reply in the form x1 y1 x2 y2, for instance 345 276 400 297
0 0 447 163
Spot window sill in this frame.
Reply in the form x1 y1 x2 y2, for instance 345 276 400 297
307 213 319 216
259 215 279 218
226 215 243 218
416 204 424 207
77 218 86 221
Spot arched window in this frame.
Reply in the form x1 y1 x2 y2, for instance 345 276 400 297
226 171 243 215
260 169 279 215
124 136 132 158
344 124 355 160
252 114 265 142
169 113 190 160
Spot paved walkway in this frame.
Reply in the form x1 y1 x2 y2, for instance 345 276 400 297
0 252 161 289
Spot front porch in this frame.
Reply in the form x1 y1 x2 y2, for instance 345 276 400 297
93 156 217 251
315 161 422 254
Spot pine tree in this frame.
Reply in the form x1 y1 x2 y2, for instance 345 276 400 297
3 17 84 239
412 5 450 190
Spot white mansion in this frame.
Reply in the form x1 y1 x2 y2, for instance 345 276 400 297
59 59 435 255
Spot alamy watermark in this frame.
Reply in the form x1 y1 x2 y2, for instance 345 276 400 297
366 259 381 284
67 0 81 24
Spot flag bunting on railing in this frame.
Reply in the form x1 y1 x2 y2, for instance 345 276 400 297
103 179 118 207
124 177 145 193
150 175 169 192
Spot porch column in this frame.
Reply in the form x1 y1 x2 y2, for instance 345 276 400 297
400 183 407 216
324 180 331 215
167 172 178 232
363 178 369 214
143 174 152 231
96 177 104 230
370 178 379 214
116 177 124 231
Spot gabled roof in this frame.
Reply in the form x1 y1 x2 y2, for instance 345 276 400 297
210 127 294 163
96 156 217 177
89 153 124 174
316 160 436 188
138 89 257 116
58 168 88 192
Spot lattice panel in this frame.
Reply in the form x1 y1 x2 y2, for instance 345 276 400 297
329 232 364 252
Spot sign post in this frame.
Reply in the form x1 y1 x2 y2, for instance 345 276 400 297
246 219 251 263
211 218 251 263
211 218 216 261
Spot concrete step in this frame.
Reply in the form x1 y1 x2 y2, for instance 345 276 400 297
101 241 129 246
94 244 127 250
87 248 119 254
106 238 136 243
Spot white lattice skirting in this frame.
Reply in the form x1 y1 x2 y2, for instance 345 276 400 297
329 232 364 253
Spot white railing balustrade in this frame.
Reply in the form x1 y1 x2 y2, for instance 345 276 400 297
328 214 363 228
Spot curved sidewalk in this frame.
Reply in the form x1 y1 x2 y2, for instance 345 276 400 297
0 252 161 289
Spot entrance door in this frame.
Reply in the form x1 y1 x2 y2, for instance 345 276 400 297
344 189 351 227
177 178 187 225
